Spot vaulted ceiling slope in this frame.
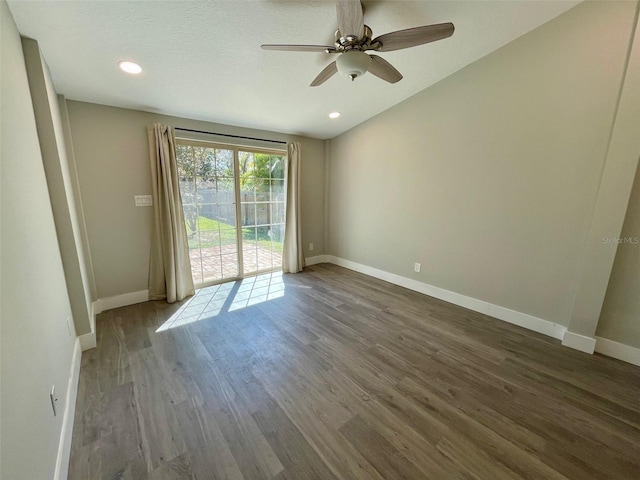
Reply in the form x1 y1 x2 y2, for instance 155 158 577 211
8 1 581 139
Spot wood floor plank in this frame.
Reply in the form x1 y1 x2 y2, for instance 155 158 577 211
398 369 602 479
148 453 195 480
316 361 470 479
262 304 320 346
252 363 385 480
195 371 285 480
410 349 639 478
252 356 355 431
129 348 187 471
252 402 339 480
436 434 523 480
171 398 245 480
95 310 133 393
70 348 101 450
339 415 430 480
73 381 148 480
309 334 398 396
395 376 571 480
69 265 640 480
68 440 102 480
434 347 640 465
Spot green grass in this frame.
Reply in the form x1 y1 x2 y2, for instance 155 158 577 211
186 216 282 250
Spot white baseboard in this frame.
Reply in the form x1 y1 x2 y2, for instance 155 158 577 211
78 304 97 351
93 289 149 315
54 338 82 480
305 255 329 266
326 255 566 340
79 332 96 351
595 337 640 366
561 330 597 354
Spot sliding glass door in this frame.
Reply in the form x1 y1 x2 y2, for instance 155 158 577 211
239 150 285 276
176 140 286 287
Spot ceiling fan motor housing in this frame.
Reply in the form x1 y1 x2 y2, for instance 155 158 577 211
336 49 372 80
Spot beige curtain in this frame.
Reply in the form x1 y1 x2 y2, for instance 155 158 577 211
283 142 305 273
148 123 195 302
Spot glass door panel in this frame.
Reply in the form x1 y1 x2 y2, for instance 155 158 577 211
176 143 239 286
239 150 286 275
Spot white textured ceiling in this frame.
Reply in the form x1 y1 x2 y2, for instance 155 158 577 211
8 0 580 139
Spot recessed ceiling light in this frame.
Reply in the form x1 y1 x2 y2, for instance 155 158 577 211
329 112 341 119
118 61 142 75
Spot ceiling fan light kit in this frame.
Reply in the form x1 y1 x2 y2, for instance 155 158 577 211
336 50 371 80
260 0 454 87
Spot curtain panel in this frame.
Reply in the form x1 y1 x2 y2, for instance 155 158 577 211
282 142 305 273
148 123 195 302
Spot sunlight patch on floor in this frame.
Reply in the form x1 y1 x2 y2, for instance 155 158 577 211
156 271 284 332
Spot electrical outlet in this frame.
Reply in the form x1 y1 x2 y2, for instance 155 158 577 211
414 263 421 273
50 385 58 416
309 243 314 251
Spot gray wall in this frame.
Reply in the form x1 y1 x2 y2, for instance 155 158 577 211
65 101 326 299
0 1 77 478
598 162 640 348
565 5 640 345
327 0 637 328
22 38 94 336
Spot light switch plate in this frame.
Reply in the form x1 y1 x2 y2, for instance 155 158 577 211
135 195 153 207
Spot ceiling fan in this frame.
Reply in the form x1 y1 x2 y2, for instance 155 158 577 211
261 0 454 86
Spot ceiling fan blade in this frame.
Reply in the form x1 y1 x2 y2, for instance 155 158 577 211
373 22 454 52
368 55 403 84
310 61 338 87
336 0 364 39
261 44 337 53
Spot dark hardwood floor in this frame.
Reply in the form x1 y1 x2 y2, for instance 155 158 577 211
69 264 640 479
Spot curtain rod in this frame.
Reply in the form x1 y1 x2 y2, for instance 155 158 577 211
174 127 287 145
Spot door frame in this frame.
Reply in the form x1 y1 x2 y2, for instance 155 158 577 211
175 137 287 289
